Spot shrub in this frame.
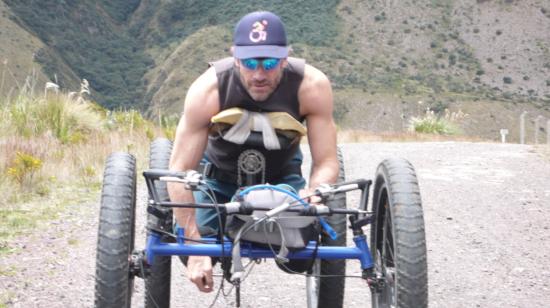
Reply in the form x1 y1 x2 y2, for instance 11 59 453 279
409 108 467 135
448 54 457 66
6 152 43 187
3 80 103 143
160 114 180 141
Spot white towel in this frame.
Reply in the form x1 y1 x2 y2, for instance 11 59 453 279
222 110 281 150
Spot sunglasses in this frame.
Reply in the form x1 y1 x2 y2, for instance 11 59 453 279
240 58 281 71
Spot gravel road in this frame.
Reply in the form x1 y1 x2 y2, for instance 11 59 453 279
1 142 550 308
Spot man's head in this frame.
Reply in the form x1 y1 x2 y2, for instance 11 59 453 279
232 11 288 101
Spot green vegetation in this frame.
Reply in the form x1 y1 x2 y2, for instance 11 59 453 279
0 78 173 243
98 0 140 22
5 0 153 109
6 152 42 187
2 0 548 128
143 0 341 48
409 108 467 135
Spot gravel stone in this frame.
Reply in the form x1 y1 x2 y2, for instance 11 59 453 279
1 142 549 307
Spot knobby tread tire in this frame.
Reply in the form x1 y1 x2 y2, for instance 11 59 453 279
370 158 428 308
94 152 137 308
317 146 347 308
145 138 174 308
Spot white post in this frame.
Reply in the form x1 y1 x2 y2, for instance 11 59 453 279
547 120 550 145
520 111 527 144
500 129 509 143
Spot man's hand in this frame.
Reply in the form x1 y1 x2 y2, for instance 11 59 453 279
187 256 214 292
299 188 322 205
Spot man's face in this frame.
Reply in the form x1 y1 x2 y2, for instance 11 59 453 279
235 58 286 102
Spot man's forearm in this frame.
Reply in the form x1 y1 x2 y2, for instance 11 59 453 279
308 160 339 189
167 182 201 239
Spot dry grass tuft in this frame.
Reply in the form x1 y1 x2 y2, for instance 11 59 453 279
337 129 486 143
0 78 162 241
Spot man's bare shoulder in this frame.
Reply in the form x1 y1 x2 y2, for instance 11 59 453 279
301 63 330 91
298 63 333 116
188 66 218 99
184 66 220 116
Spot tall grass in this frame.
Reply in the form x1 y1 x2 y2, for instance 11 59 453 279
409 108 468 135
0 78 172 241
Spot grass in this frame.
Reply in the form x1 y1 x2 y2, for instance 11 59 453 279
337 129 485 143
0 290 14 308
0 265 17 277
409 108 468 135
0 78 172 252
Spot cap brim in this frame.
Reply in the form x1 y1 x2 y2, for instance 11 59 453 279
233 45 288 59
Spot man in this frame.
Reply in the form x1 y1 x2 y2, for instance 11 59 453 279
167 11 338 292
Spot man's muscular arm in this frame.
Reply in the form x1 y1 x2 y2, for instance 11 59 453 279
299 64 339 195
167 67 219 292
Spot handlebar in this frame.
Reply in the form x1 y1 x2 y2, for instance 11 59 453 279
143 168 372 218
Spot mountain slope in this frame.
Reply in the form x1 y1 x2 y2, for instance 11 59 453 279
0 1 55 95
1 0 549 140
3 0 152 109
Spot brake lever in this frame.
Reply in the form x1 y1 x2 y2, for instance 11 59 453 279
159 170 203 190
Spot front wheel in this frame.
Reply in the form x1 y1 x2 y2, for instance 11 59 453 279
94 153 137 308
370 158 428 308
144 138 173 308
306 146 347 308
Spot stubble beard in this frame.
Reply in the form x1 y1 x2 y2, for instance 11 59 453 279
240 71 283 102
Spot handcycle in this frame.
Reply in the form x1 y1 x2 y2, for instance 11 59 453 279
94 138 428 308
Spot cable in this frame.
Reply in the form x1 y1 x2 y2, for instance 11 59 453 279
140 257 161 308
238 184 308 207
197 181 230 306
208 259 256 308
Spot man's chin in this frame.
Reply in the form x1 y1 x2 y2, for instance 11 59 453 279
249 91 270 102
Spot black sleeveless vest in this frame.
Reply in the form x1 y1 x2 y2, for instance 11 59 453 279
205 57 306 183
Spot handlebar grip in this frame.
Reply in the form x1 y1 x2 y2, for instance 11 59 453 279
319 218 338 240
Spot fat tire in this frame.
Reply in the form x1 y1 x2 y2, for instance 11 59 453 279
316 147 347 308
145 138 174 308
94 153 137 308
370 158 428 308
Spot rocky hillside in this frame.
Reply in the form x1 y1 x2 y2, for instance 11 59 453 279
1 0 549 140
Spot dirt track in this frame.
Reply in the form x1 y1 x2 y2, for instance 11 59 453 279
1 142 550 308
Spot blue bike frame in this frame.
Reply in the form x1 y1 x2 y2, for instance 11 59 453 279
145 228 374 270
143 169 376 274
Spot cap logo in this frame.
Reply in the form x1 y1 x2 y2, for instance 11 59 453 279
249 20 268 43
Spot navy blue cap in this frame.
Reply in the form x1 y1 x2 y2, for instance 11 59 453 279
233 11 288 59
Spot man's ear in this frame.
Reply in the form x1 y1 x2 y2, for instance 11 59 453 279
281 58 289 68
230 46 235 56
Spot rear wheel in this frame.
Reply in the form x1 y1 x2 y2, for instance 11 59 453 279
306 146 347 308
94 153 137 308
370 158 428 308
145 138 173 308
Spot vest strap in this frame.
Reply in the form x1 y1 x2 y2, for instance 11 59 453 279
199 162 302 186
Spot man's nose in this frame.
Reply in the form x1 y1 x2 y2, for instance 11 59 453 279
252 68 267 80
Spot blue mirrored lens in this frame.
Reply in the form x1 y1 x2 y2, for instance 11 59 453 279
241 58 280 71
262 58 280 70
242 58 259 70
